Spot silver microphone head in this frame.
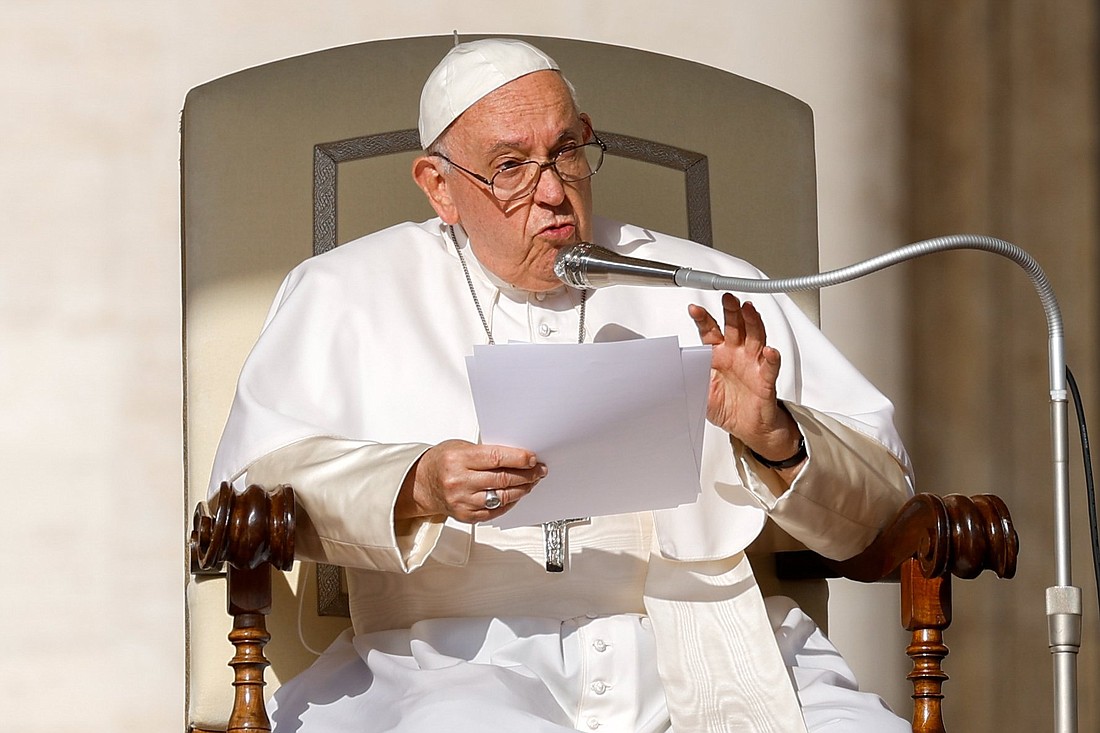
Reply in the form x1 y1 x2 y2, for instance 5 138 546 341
554 242 682 289
554 242 602 288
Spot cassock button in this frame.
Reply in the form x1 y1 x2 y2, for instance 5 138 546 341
586 717 601 730
592 639 608 652
538 322 552 337
591 680 608 695
535 291 548 302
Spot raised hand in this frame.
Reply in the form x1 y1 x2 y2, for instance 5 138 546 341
688 293 803 465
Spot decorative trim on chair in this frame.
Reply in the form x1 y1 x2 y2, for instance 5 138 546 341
312 128 714 256
316 561 350 617
598 131 712 247
314 129 423 256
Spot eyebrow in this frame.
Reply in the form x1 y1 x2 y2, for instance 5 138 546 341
483 126 584 159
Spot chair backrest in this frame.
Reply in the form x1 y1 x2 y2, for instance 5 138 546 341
182 34 821 731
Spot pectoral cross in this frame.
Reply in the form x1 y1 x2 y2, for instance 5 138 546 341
541 517 589 572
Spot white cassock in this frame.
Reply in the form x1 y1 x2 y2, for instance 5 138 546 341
210 217 916 733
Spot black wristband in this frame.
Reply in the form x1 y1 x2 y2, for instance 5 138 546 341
748 434 807 470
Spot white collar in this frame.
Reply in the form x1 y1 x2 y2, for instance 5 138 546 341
434 216 654 297
442 221 572 301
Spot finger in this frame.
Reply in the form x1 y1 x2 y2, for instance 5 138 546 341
739 301 768 351
480 463 548 491
721 293 746 344
466 443 540 471
459 463 547 515
483 482 537 510
466 481 539 522
688 303 724 345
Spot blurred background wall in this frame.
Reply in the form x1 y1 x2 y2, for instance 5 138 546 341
0 1 1095 731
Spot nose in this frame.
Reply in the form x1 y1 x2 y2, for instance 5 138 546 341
531 162 566 206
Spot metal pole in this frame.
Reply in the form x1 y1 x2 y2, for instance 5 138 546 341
658 234 1082 731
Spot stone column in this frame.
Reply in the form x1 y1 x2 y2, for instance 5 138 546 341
905 1 1099 729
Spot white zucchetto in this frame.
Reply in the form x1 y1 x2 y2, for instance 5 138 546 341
418 38 560 148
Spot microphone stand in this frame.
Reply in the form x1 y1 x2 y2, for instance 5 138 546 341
568 234 1081 732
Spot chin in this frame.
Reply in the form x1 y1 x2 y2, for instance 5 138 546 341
525 267 564 292
527 275 561 292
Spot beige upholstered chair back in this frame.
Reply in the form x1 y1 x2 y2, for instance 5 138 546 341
182 35 821 731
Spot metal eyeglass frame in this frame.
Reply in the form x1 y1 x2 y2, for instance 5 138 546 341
430 131 607 202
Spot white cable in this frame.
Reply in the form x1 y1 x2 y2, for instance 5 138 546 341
296 561 324 657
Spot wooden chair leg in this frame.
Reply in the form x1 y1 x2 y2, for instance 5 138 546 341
192 483 296 733
226 564 274 733
821 494 1016 732
902 558 952 733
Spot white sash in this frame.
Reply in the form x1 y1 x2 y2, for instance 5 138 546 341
644 551 809 733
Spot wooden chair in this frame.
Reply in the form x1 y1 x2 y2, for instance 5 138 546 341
182 35 1019 733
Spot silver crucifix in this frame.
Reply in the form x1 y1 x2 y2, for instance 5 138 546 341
541 517 589 572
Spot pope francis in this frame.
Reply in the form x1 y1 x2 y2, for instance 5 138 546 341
210 38 916 733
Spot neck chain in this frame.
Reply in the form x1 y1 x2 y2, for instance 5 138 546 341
448 225 587 345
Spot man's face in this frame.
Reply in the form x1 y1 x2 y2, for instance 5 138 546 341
437 71 594 292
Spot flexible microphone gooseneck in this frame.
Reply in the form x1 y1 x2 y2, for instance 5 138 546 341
556 236 1079 733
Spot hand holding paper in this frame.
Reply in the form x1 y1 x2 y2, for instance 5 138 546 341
465 336 710 529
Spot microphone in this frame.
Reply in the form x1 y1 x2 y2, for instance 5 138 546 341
554 242 684 289
557 233 1080 732
554 242 754 291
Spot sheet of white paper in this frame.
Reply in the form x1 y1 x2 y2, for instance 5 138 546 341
465 337 710 529
681 345 713 474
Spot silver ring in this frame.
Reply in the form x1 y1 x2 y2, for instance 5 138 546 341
484 489 502 510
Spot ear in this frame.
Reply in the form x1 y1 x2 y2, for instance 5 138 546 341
412 155 459 224
580 113 594 141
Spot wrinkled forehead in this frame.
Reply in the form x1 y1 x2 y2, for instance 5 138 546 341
447 71 583 153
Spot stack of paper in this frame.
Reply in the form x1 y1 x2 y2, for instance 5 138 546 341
465 336 711 529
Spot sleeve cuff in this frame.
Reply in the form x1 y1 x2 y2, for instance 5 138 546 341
734 403 913 560
244 437 445 572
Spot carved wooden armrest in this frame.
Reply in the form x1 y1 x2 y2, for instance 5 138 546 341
828 493 1018 583
833 493 1019 733
191 483 296 733
188 487 1016 733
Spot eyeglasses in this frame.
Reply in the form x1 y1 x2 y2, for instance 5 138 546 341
432 132 607 202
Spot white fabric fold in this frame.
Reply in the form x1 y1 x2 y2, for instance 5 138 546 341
644 552 809 732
